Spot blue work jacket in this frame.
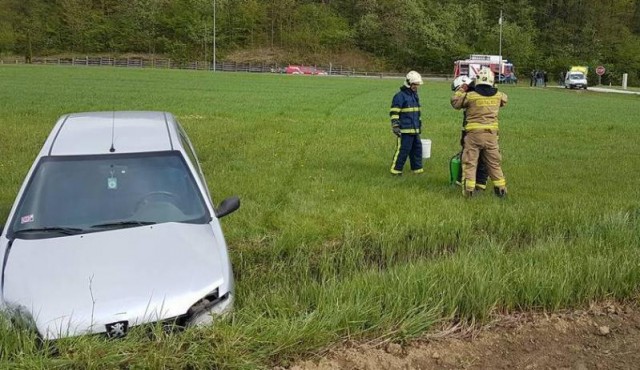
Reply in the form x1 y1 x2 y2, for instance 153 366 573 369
389 86 421 134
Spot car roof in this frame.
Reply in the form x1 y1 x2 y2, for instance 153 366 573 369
47 111 180 156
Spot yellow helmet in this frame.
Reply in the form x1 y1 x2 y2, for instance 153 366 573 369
475 68 495 86
404 70 423 87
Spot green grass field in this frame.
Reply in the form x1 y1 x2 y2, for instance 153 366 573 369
1 65 639 369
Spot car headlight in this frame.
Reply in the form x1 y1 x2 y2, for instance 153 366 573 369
185 289 233 327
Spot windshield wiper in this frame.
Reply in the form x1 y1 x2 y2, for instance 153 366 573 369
13 227 85 236
90 221 156 229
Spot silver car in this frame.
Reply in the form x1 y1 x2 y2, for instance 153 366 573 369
564 72 588 89
0 111 239 339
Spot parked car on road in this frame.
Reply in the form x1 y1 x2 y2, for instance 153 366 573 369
565 70 588 89
0 111 239 339
285 65 328 75
497 73 518 84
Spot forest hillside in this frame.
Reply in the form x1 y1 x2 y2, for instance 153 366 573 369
1 0 639 83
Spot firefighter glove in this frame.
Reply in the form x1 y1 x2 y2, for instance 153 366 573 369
392 125 401 137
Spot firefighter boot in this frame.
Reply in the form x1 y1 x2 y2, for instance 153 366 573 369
494 187 507 198
462 186 475 198
462 179 475 198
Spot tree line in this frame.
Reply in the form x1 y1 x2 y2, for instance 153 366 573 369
1 0 639 84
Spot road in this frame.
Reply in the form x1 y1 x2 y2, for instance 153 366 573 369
586 86 640 95
550 85 640 95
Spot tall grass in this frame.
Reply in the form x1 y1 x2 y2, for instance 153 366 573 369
0 66 639 368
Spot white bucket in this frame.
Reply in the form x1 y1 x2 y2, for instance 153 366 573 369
421 139 431 159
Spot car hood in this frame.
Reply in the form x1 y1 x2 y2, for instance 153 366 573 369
2 222 227 339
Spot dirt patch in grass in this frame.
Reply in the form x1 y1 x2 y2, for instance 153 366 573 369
287 302 640 369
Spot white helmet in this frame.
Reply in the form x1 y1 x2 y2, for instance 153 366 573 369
404 70 423 87
474 67 495 86
451 75 472 91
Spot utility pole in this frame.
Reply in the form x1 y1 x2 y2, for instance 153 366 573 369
204 22 207 66
498 10 503 82
212 0 216 72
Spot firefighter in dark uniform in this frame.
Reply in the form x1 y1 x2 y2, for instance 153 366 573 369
451 68 508 197
389 71 424 175
451 75 488 190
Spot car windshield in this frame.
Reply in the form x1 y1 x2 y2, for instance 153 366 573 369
9 151 210 238
569 73 584 80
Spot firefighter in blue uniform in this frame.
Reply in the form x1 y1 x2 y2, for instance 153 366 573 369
389 71 424 175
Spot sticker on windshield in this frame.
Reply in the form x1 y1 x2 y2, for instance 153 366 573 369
107 176 118 190
20 214 34 224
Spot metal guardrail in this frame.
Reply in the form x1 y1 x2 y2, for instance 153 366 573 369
0 56 451 80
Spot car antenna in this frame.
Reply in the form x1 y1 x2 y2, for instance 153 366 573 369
109 111 116 153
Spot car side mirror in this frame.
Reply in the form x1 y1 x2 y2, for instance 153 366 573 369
215 196 240 218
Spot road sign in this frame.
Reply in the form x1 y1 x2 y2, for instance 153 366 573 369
596 66 606 76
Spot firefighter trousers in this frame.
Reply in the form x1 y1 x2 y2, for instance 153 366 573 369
390 134 423 174
457 156 488 188
461 131 506 191
459 131 488 188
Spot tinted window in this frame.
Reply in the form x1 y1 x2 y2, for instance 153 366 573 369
9 151 210 238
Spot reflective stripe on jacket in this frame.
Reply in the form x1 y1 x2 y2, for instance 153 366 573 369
390 86 421 134
451 89 507 131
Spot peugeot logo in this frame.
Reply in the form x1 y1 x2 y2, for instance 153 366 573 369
105 321 129 338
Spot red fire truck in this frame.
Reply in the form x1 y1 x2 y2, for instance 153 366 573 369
453 54 515 83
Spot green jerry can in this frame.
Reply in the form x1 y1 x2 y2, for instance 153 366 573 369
449 152 462 185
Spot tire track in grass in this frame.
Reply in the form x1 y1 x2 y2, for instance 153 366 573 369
260 87 377 223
